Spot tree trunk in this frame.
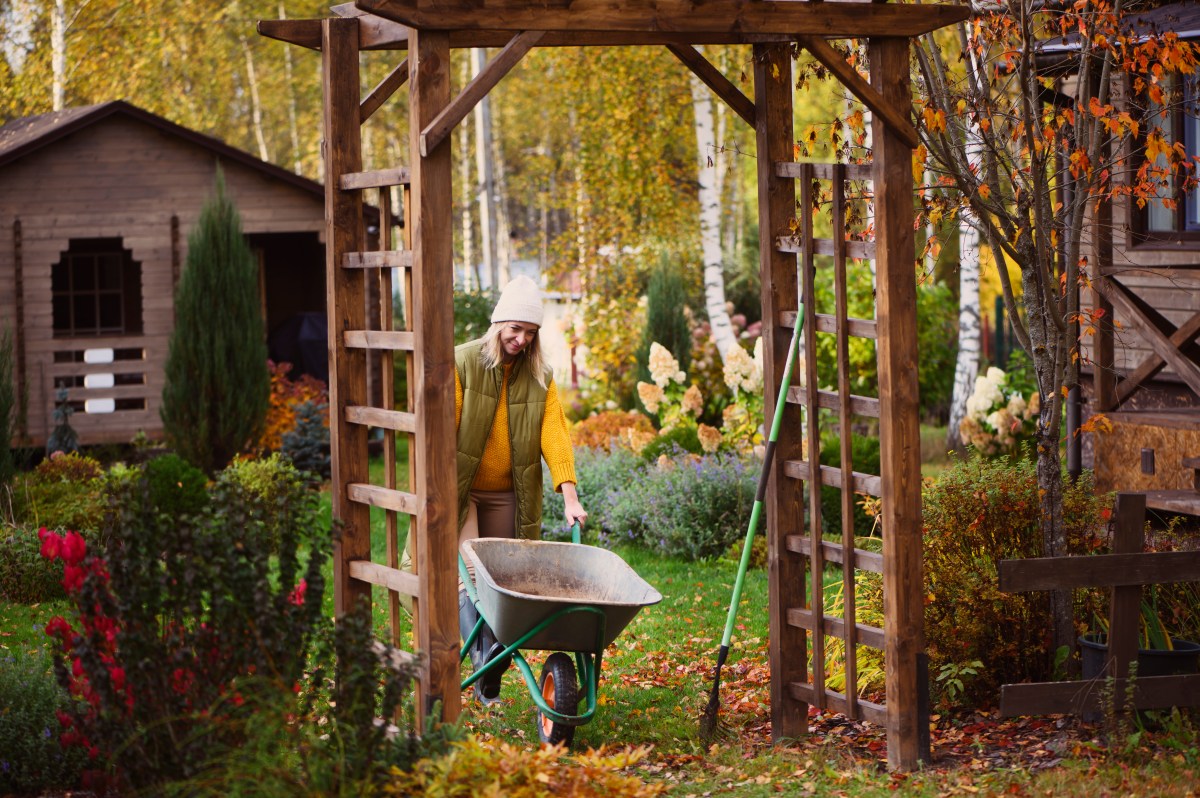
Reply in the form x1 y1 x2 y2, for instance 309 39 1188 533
51 0 66 111
946 135 984 451
690 55 736 361
472 48 500 289
279 2 303 174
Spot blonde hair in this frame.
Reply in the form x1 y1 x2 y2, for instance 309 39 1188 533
479 322 548 388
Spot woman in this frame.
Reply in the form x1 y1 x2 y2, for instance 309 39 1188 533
456 275 587 703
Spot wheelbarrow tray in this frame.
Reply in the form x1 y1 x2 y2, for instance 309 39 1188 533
462 538 662 652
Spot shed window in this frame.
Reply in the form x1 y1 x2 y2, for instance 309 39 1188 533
52 239 143 337
1137 74 1200 242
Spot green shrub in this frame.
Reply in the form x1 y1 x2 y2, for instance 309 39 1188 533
897 454 1109 707
635 258 691 392
11 453 107 533
217 453 314 553
0 649 87 794
453 286 498 344
144 453 209 517
639 424 702 462
818 432 881 539
42 473 329 792
606 450 756 560
0 524 66 603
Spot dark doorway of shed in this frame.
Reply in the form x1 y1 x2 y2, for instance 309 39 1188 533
250 231 327 383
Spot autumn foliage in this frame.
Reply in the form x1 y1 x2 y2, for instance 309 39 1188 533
257 360 328 452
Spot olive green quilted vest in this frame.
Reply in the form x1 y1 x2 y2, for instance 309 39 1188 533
455 339 546 539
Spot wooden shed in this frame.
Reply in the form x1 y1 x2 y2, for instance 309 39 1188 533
0 101 328 448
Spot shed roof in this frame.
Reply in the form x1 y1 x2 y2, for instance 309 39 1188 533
0 100 324 199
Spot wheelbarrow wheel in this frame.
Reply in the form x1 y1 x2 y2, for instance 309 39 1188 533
537 652 578 746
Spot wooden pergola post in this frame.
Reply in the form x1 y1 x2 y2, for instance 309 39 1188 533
407 27 462 719
322 17 372 618
870 36 927 769
754 41 807 742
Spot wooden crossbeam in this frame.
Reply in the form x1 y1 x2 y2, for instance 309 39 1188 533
797 35 919 149
786 385 880 418
350 560 421 597
665 43 756 127
340 167 411 190
780 309 877 339
343 250 413 269
786 536 884 574
787 608 886 650
775 161 874 182
1094 276 1200 399
344 330 415 351
789 682 888 725
999 550 1200 592
1114 308 1200 406
346 405 417 433
782 459 883 496
355 0 971 38
1001 674 1200 716
419 30 545 156
347 482 419 514
776 235 875 261
361 58 409 123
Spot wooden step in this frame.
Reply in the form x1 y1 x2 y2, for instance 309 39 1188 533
349 559 420 597
346 405 416 433
782 460 882 496
786 385 880 418
779 310 877 339
347 483 418 514
343 250 413 269
344 330 415 351
788 681 887 725
786 607 885 651
776 235 875 261
339 166 411 190
786 536 884 574
774 161 873 182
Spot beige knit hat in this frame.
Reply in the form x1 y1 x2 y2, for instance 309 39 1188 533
490 275 545 326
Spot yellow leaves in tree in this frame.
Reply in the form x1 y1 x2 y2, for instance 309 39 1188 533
977 183 991 201
922 105 947 134
1079 413 1114 436
913 144 928 184
1068 149 1090 178
1145 129 1171 163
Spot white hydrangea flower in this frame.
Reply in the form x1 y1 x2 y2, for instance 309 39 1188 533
648 342 683 388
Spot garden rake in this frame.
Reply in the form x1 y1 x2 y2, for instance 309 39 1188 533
699 306 803 743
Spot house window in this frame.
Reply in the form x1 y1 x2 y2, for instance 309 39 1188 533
52 238 143 337
1140 74 1200 240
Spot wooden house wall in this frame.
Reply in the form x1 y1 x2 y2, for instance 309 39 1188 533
0 114 325 447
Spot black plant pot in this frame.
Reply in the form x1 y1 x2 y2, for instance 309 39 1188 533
1078 633 1200 722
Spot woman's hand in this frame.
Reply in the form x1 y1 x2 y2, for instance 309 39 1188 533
561 482 588 528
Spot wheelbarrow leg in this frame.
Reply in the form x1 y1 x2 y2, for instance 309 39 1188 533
459 588 511 704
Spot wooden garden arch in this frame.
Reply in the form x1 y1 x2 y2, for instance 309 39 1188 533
260 0 967 771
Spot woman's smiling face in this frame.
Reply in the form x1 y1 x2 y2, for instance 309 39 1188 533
499 321 539 361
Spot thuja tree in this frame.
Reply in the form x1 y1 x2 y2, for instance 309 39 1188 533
162 171 269 473
636 256 692 387
912 0 1199 653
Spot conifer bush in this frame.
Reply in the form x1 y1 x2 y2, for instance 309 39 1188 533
635 259 691 393
161 171 269 474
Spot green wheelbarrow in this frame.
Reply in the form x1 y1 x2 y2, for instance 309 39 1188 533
458 525 662 746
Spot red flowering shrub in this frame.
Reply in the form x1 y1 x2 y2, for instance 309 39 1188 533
40 474 328 791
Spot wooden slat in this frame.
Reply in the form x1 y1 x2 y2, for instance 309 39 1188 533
871 36 925 771
786 608 885 651
775 161 874 183
786 536 884 574
344 330 416 351
419 30 545 156
340 167 412 190
998 550 1200 592
370 640 418 669
776 234 875 261
782 459 883 496
346 405 417 433
665 43 756 127
1000 674 1200 717
347 482 419 514
797 35 919 149
1108 494 1144 681
788 682 888 726
755 41 807 742
786 385 880 418
361 57 409 123
343 250 414 269
1144 490 1200 515
780 309 877 339
357 0 972 38
350 559 421 597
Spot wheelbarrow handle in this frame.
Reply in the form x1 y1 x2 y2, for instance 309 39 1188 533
572 521 581 545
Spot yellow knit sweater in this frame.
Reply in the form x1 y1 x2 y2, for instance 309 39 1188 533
455 365 577 492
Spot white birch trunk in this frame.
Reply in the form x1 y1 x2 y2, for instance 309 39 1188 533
240 33 270 162
691 57 736 361
459 55 476 288
946 143 984 450
51 0 66 111
279 2 302 174
472 48 500 289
